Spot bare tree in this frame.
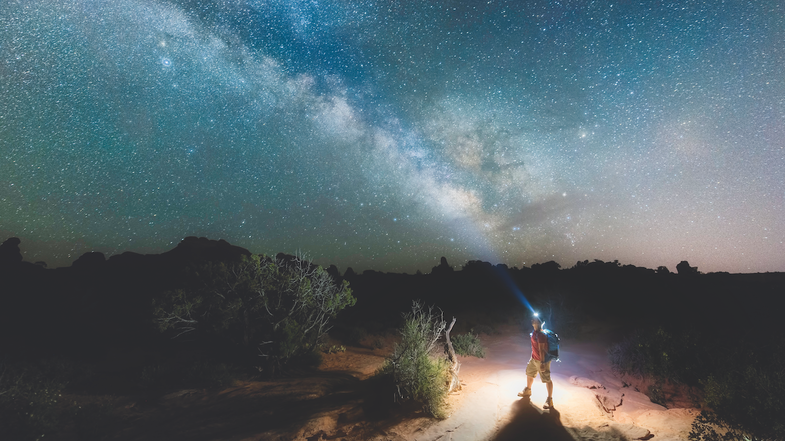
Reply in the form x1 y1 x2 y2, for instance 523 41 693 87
444 317 461 393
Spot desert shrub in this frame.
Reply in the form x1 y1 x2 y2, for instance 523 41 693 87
289 349 323 370
608 327 703 384
452 332 485 358
378 301 450 418
323 345 346 354
690 410 752 441
646 379 666 406
0 358 88 441
607 331 648 378
689 351 785 441
154 254 355 373
690 409 784 441
348 326 368 346
608 325 785 441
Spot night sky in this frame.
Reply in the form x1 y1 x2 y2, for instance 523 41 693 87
1 0 784 273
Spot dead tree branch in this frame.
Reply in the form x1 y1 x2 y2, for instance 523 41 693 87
444 316 461 393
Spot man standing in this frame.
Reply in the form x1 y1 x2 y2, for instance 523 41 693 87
518 315 554 409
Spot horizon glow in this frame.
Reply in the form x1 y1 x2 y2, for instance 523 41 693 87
1 0 784 273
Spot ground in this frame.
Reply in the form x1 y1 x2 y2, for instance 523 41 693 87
63 322 700 440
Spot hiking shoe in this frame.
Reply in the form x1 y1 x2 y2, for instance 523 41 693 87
544 397 554 409
517 387 532 397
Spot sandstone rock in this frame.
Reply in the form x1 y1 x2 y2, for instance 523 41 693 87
609 421 653 440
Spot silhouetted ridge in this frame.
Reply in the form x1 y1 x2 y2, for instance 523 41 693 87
2 236 784 359
430 256 454 275
72 251 107 269
0 237 253 357
161 236 251 264
0 237 23 267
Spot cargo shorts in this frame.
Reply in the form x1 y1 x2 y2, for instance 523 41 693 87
526 358 551 383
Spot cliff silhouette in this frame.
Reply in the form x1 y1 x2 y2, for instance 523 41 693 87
2 236 782 358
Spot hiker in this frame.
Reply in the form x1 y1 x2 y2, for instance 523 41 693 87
518 315 554 409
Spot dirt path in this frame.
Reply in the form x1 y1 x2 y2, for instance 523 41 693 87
102 324 698 440
408 324 698 441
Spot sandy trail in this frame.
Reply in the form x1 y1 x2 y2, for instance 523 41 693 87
410 324 698 441
113 324 698 440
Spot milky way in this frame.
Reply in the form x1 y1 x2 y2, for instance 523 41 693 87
1 0 784 273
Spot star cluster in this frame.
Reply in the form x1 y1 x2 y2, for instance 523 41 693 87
1 0 784 273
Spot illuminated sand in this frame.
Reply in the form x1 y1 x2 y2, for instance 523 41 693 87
107 323 698 440
412 324 698 440
315 323 699 441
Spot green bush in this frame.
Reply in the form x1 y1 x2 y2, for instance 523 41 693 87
607 325 785 441
378 301 450 418
690 356 785 441
348 326 368 346
452 332 485 358
323 345 346 354
607 327 703 384
607 331 648 378
690 409 782 441
289 350 323 370
154 254 355 373
646 379 666 407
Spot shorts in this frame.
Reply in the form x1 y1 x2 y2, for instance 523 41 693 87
526 358 551 383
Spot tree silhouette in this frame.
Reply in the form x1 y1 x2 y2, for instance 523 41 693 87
154 254 355 371
676 261 698 275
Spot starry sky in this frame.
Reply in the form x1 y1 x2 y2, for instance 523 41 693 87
1 0 784 274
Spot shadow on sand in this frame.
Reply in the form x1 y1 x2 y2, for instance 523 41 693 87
492 397 574 441
492 397 626 441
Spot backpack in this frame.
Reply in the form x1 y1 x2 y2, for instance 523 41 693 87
542 329 561 362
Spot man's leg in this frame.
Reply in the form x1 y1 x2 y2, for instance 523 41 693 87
544 381 554 408
542 361 554 408
518 375 535 396
520 359 538 396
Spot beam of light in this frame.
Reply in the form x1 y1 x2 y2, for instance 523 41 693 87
492 264 535 314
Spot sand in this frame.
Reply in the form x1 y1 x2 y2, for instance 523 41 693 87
313 323 699 441
102 323 699 440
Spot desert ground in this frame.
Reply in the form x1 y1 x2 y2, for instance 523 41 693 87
85 321 698 441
